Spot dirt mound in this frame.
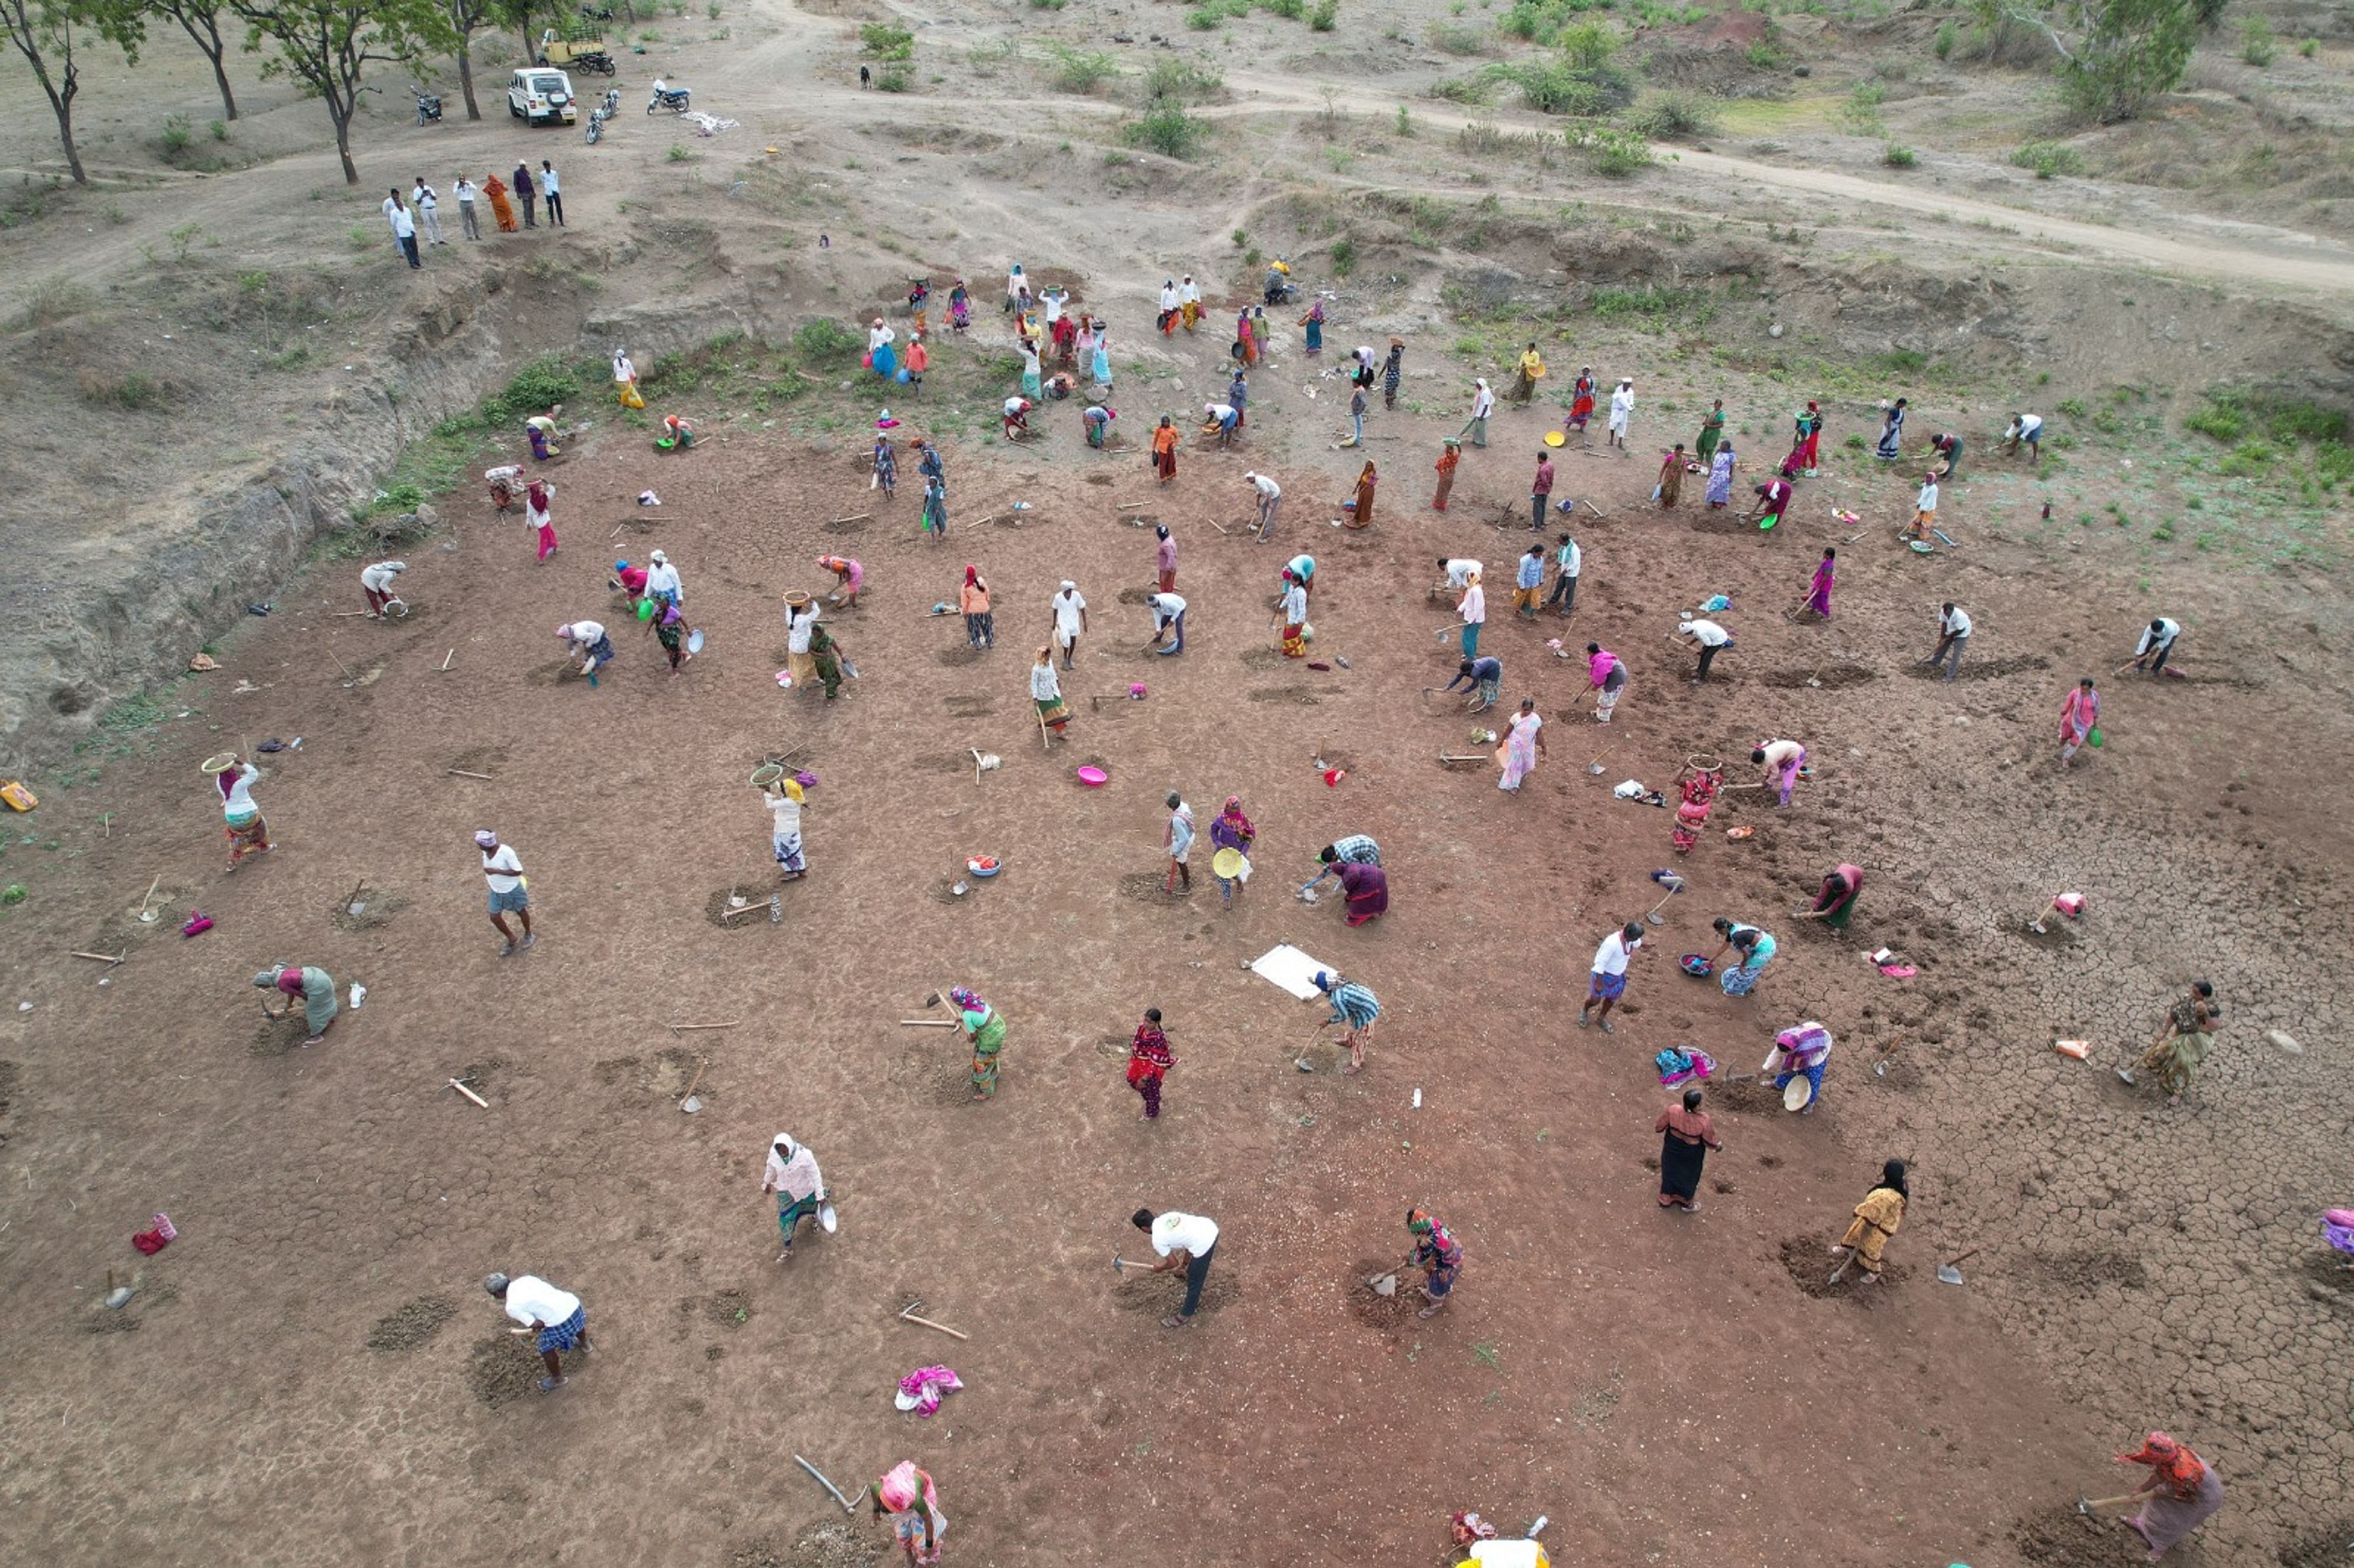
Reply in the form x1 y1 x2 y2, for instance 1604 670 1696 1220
464 1333 544 1409
1763 664 1876 689
1112 1266 1238 1319
1777 1237 1904 1302
367 1294 457 1352
2010 1507 2145 1566
329 887 407 932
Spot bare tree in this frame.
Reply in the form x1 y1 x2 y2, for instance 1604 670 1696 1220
2 0 138 184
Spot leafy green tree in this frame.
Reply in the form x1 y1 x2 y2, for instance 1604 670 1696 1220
2 0 140 183
145 1 239 119
1996 0 2196 123
228 0 436 182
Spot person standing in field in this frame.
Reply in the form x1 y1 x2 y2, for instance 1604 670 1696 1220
453 173 481 239
1528 450 1555 531
1163 792 1195 894
760 1132 826 1262
411 177 444 245
538 160 563 226
475 830 534 954
1578 921 1643 1034
1460 378 1493 448
763 776 807 880
1655 1086 1722 1213
1126 1008 1174 1120
1133 1206 1219 1328
2059 676 2101 765
953 984 1006 1100
1656 442 1685 508
1050 579 1088 668
1431 437 1461 511
1607 378 1635 454
1829 1160 1907 1284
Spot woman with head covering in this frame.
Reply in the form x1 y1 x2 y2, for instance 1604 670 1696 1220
1800 863 1864 930
1089 321 1112 389
1830 1160 1908 1282
2130 980 2220 1107
612 347 642 409
807 620 847 700
1432 435 1461 511
1343 458 1377 530
867 318 899 381
818 554 863 609
1018 335 1040 401
1126 1007 1174 1120
1705 441 1736 507
871 432 897 498
1654 1086 1721 1213
1508 340 1545 404
1567 365 1596 431
1694 397 1724 462
1291 295 1322 355
760 1133 826 1261
526 478 557 562
763 776 807 878
254 963 337 1045
947 277 970 334
1157 278 1179 336
1208 795 1255 908
1314 971 1380 1072
211 754 272 870
1338 859 1387 928
1461 378 1492 447
2106 1431 2225 1558
952 985 1006 1100
1497 697 1545 792
1794 400 1822 471
1765 1021 1833 1112
1234 306 1258 367
1005 261 1026 313
784 594 819 688
1030 646 1069 739
1381 338 1405 408
1656 442 1685 507
872 1460 946 1565
1389 1207 1465 1319
1278 571 1309 660
958 565 992 650
483 172 517 232
1801 547 1836 619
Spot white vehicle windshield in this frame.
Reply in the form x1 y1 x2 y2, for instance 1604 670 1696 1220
527 75 565 94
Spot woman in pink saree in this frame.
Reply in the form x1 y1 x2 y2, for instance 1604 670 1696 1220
1803 547 1836 618
2059 677 2100 764
1497 698 1545 791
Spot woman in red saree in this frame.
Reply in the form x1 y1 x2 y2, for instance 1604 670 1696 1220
1342 459 1376 529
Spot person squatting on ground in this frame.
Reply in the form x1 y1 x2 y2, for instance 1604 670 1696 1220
1134 1205 1218 1329
484 1270 594 1391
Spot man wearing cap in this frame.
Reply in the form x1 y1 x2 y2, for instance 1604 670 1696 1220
359 559 407 617
1314 970 1381 1072
643 549 683 610
1244 471 1280 542
484 1271 594 1391
1132 1206 1219 1329
475 831 533 954
557 620 614 685
1050 580 1088 668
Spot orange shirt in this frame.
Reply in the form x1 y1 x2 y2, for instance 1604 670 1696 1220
959 578 990 614
1152 426 1179 456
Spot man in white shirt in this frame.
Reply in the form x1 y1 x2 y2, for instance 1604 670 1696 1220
2132 616 2180 676
1461 378 1494 447
1133 1206 1219 1328
360 558 407 617
1752 736 1807 807
1546 532 1581 618
383 189 420 269
1439 557 1484 591
1578 920 1644 1034
1050 580 1088 669
538 159 563 227
1924 601 1970 681
1147 591 1185 657
1674 617 1734 683
1203 401 1238 448
410 177 443 244
475 830 534 954
2003 412 2042 462
1607 378 1635 452
485 1271 593 1391
453 174 480 239
1243 471 1281 542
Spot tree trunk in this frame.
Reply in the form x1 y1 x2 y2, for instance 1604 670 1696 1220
458 43 479 119
49 90 87 184
179 15 240 119
208 53 238 119
330 101 357 183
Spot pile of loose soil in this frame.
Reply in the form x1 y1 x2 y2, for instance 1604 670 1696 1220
366 1294 457 1352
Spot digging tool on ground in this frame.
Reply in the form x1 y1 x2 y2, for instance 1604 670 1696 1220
448 1077 489 1108
794 1454 859 1514
1363 1268 1399 1297
897 1297 969 1339
677 1058 709 1114
135 874 163 923
71 950 127 966
1585 747 1614 775
1936 1248 1979 1286
2076 1493 2143 1515
447 768 495 781
1644 872 1685 925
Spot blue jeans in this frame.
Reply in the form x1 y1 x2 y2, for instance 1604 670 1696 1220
1156 612 1185 655
1181 1243 1215 1316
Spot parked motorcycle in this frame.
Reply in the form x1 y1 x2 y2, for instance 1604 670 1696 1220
413 85 444 126
585 86 619 145
646 81 691 115
570 49 617 75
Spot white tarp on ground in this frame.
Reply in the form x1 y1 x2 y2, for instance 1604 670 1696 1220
1249 943 1336 1001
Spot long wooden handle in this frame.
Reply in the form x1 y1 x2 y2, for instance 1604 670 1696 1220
679 1058 708 1101
898 1308 970 1340
794 1454 855 1513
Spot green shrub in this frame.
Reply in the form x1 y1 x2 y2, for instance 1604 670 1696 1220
2011 140 2086 178
2299 37 2317 58
1577 124 1651 176
1431 72 1496 104
875 65 913 92
1261 0 1306 16
1309 0 1338 29
859 22 914 59
2239 15 2275 66
1843 433 1867 451
1934 18 1957 58
1127 100 1209 158
794 318 864 362
1744 38 1782 69
2261 398 2347 444
1330 235 1358 277
78 369 165 410
161 114 192 156
1882 142 1917 168
1142 58 1223 102
667 143 693 161
1625 90 1717 139
1590 283 1711 325
1840 80 1886 135
1428 19 1490 53
1031 0 1069 8
1050 46 1120 94
2056 397 2088 418
208 118 229 142
484 358 585 422
2058 0 2195 124
1510 59 1612 114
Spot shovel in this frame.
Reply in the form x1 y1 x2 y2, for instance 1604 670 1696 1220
1936 1248 1979 1286
1364 1270 1399 1297
1644 871 1685 925
678 1057 709 1114
1585 747 1615 775
2076 1492 2142 1515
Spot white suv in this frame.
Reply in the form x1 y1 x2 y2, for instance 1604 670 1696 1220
507 68 577 126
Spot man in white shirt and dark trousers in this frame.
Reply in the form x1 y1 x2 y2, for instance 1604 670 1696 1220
476 830 534 955
1545 532 1581 619
485 1271 593 1391
453 175 481 239
1133 1206 1218 1329
383 189 421 269
1923 601 1970 681
411 177 444 245
2130 616 2180 677
540 160 564 227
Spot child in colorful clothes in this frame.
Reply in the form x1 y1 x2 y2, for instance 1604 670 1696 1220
1387 1207 1463 1319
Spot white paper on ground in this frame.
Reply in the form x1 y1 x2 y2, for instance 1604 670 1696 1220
1249 943 1336 1001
